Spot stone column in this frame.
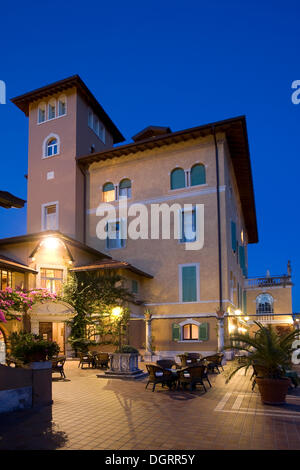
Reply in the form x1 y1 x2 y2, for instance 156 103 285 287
216 310 225 354
144 310 153 360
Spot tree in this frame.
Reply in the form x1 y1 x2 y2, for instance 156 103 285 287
62 271 134 353
0 287 57 332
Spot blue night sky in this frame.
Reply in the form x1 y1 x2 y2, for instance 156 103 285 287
0 1 299 310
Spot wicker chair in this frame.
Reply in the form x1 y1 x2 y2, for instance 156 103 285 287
156 359 179 370
204 353 224 374
177 365 207 392
94 353 110 369
178 353 202 368
78 352 93 369
145 364 177 392
52 356 66 379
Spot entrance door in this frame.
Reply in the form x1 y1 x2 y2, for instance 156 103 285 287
39 322 52 341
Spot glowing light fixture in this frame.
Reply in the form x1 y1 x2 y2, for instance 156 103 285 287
235 309 242 316
42 237 60 250
244 316 249 321
112 306 123 317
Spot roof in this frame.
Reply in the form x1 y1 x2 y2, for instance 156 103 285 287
0 231 111 260
0 254 37 274
70 259 153 279
11 75 125 144
132 126 172 142
77 116 258 244
0 191 26 209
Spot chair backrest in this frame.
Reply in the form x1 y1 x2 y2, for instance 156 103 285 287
146 364 164 379
156 359 177 369
97 353 109 361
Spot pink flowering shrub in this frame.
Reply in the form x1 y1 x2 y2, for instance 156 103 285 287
0 288 57 323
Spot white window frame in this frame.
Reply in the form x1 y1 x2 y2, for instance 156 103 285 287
36 263 67 291
178 318 202 343
37 97 67 125
48 99 56 121
58 94 67 117
41 201 59 231
43 133 60 159
106 218 126 250
37 102 46 124
178 263 200 303
88 108 106 143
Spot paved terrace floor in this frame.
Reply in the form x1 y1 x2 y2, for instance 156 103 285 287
1 360 300 450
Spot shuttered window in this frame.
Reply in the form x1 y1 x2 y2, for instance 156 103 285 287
190 164 206 186
171 168 185 190
199 322 209 340
181 265 198 302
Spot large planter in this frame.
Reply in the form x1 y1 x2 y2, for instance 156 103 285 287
256 377 290 405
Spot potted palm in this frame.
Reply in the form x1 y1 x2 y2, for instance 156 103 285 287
226 322 299 405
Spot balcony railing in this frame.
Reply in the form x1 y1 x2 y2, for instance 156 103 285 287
245 275 292 289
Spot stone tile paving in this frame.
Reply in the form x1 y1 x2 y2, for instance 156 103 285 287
1 361 300 450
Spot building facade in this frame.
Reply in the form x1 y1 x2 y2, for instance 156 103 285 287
0 75 294 360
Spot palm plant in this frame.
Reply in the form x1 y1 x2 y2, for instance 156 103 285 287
225 321 300 383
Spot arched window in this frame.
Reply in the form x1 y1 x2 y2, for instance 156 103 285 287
38 102 46 123
58 95 67 116
47 138 58 157
103 182 115 202
48 99 56 120
191 164 206 186
256 293 274 314
170 168 185 190
119 179 131 199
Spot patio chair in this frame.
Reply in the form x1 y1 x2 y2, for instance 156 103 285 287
78 352 93 369
178 353 202 368
177 365 207 392
204 353 224 374
145 364 177 392
94 353 110 369
52 356 66 379
156 359 180 370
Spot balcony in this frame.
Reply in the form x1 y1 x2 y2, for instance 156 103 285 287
245 274 292 289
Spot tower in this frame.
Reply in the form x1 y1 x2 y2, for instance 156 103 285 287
11 75 124 242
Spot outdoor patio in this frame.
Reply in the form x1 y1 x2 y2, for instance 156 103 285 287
1 360 300 450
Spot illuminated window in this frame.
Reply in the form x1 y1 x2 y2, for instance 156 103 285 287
40 268 63 294
0 270 12 290
183 323 199 340
103 182 115 202
256 293 274 314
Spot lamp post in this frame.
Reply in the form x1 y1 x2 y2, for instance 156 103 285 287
216 309 225 353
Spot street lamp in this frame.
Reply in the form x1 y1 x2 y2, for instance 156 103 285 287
111 306 124 351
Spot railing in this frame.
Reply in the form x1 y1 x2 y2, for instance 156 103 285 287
245 275 292 289
255 314 274 322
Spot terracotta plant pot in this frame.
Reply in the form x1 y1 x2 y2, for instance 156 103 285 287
256 377 290 405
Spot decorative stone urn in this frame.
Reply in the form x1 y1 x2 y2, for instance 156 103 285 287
99 353 147 380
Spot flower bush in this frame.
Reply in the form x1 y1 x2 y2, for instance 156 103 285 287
10 332 60 363
0 288 57 323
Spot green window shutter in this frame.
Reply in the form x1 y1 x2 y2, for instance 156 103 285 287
172 323 181 341
171 168 185 190
132 280 138 294
231 221 237 252
103 182 114 192
191 164 206 186
182 266 197 302
119 179 131 189
199 322 209 341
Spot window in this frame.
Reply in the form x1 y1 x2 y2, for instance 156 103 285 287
119 179 132 199
106 220 125 249
190 164 206 186
171 168 185 190
58 96 66 116
0 270 12 290
180 207 196 243
180 264 199 302
183 323 199 340
88 108 105 142
231 221 237 252
47 138 58 157
42 203 58 230
48 100 56 120
131 280 138 294
172 321 209 341
256 294 274 314
38 103 46 123
40 268 63 294
103 182 115 202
